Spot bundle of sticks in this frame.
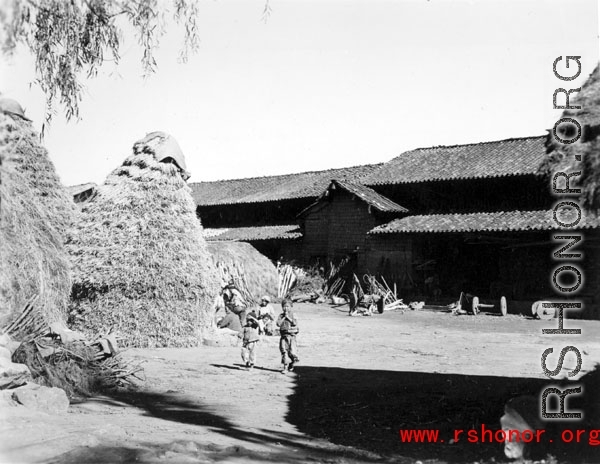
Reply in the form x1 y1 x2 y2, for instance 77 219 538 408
3 295 47 341
324 277 345 297
323 258 349 297
278 264 301 298
362 274 407 311
6 296 145 395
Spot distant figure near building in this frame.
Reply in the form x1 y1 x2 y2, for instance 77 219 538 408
276 299 300 373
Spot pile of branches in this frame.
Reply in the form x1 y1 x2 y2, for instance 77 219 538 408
348 274 407 314
278 264 306 298
284 265 327 303
362 274 407 311
4 297 144 398
323 257 349 298
3 296 47 342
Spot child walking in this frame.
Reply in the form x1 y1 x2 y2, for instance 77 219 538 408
276 299 300 372
239 312 260 369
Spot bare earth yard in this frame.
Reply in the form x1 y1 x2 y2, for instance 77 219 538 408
2 303 600 464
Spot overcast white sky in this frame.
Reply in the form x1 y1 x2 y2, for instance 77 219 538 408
2 0 599 186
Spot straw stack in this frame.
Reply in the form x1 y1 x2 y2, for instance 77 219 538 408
0 111 74 329
207 241 278 304
67 133 220 348
541 64 600 211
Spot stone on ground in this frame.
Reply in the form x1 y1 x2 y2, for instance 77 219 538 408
0 357 32 389
11 384 70 414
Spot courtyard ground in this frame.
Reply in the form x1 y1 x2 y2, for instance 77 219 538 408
1 303 599 464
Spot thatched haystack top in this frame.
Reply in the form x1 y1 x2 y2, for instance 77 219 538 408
0 111 75 235
555 65 600 132
0 97 32 121
540 65 600 210
70 151 208 289
0 113 72 327
134 131 191 181
68 135 219 348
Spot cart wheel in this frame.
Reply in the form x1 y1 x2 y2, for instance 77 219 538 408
532 300 555 319
531 300 540 317
472 296 480 315
500 296 507 316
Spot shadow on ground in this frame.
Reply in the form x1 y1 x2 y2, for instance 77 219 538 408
287 366 600 463
49 365 598 463
287 366 551 463
50 385 383 463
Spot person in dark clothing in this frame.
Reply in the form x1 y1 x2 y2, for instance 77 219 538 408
239 312 260 369
276 299 299 372
222 281 247 326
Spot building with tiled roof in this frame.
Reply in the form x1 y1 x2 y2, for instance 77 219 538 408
295 180 408 265
68 132 600 316
361 135 547 185
300 180 409 215
67 182 97 203
192 164 384 257
369 209 600 234
191 164 382 206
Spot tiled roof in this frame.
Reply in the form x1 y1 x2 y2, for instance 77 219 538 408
204 225 302 241
369 210 600 234
66 182 96 197
191 164 382 206
334 180 408 213
361 136 547 186
299 180 408 217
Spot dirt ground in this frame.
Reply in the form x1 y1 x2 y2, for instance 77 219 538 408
2 303 600 464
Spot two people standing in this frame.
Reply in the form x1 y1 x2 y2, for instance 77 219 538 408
239 298 300 372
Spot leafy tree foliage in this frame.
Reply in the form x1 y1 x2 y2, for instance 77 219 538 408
1 0 200 122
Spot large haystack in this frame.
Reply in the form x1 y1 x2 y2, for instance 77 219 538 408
0 110 74 328
541 64 600 211
67 132 220 348
207 241 279 302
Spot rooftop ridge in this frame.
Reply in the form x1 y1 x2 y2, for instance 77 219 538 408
190 162 383 186
403 134 548 154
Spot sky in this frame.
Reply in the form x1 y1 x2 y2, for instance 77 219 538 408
1 0 599 187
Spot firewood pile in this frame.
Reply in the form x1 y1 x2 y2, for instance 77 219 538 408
2 297 144 398
360 274 407 311
323 258 348 297
3 296 47 342
277 264 306 298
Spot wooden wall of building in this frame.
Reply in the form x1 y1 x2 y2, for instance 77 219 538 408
197 197 312 228
301 190 379 264
362 234 413 294
371 175 551 216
